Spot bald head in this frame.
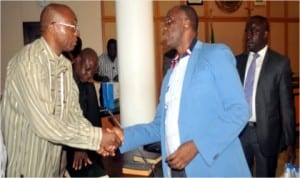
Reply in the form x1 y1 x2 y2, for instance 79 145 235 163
79 48 98 64
168 5 199 33
39 3 79 56
40 3 77 33
74 48 98 82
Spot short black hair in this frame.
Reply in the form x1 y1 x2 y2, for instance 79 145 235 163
107 38 117 48
178 5 198 32
248 15 270 32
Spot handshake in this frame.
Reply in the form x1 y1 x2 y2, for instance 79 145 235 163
97 116 124 157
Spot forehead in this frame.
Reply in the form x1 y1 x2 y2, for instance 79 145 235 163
166 7 183 18
82 53 97 64
55 8 77 23
246 19 263 28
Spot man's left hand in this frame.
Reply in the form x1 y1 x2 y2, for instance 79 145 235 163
73 151 92 170
165 140 198 170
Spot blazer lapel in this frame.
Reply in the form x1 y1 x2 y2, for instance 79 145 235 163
256 49 272 94
237 53 249 85
181 41 203 97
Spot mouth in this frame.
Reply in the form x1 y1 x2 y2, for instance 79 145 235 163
247 41 255 47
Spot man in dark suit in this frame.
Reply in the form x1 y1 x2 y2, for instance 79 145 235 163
236 15 296 177
66 48 107 177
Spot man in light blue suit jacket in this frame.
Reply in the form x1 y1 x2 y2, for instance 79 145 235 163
120 5 251 177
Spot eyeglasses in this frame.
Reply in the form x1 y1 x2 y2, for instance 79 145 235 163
52 22 79 33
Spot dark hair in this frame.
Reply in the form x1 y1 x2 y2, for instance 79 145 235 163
178 5 198 32
248 15 270 32
107 38 117 48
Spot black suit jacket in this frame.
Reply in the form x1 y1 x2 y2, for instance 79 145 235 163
66 82 102 169
236 48 295 156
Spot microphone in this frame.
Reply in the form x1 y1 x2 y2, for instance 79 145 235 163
102 108 121 128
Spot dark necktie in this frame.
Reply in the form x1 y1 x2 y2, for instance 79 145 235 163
244 53 259 116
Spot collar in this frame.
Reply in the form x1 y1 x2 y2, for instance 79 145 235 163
171 39 197 68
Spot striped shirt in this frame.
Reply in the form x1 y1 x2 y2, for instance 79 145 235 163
97 53 118 81
1 37 102 177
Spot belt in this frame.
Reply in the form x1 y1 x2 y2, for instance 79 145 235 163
248 122 256 127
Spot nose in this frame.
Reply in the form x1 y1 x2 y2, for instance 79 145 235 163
245 31 252 40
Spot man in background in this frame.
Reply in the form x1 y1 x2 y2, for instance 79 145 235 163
236 15 295 177
65 48 108 177
1 3 122 177
94 38 118 82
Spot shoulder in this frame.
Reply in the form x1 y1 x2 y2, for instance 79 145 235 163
194 41 236 65
99 53 108 60
265 48 291 69
9 38 45 68
195 42 233 58
267 48 289 61
236 52 248 59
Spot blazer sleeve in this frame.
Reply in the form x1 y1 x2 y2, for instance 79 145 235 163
279 58 295 146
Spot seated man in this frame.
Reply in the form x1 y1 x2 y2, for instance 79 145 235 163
65 47 107 177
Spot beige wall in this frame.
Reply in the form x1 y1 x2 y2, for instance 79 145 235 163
0 1 103 95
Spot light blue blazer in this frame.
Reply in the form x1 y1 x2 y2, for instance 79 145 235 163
120 41 251 177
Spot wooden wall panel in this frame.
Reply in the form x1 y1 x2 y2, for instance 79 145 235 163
288 23 299 74
157 1 183 16
287 1 299 18
269 23 285 56
251 2 267 17
208 1 249 17
214 22 245 55
103 22 116 50
269 1 285 18
102 1 115 16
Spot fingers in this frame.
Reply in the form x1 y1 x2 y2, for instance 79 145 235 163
107 127 124 142
72 151 92 170
86 157 92 165
105 127 123 146
97 146 116 157
165 141 198 170
98 128 123 157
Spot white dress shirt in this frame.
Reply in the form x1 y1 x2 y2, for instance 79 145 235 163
165 55 189 155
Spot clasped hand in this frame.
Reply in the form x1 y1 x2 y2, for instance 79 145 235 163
97 127 123 156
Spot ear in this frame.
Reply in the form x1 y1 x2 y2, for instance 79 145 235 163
264 31 268 39
183 18 190 29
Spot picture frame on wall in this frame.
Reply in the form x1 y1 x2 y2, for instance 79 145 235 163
186 0 203 5
254 0 266 6
23 22 41 45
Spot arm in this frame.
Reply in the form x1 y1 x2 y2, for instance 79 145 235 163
279 58 296 162
14 55 111 151
195 45 250 165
